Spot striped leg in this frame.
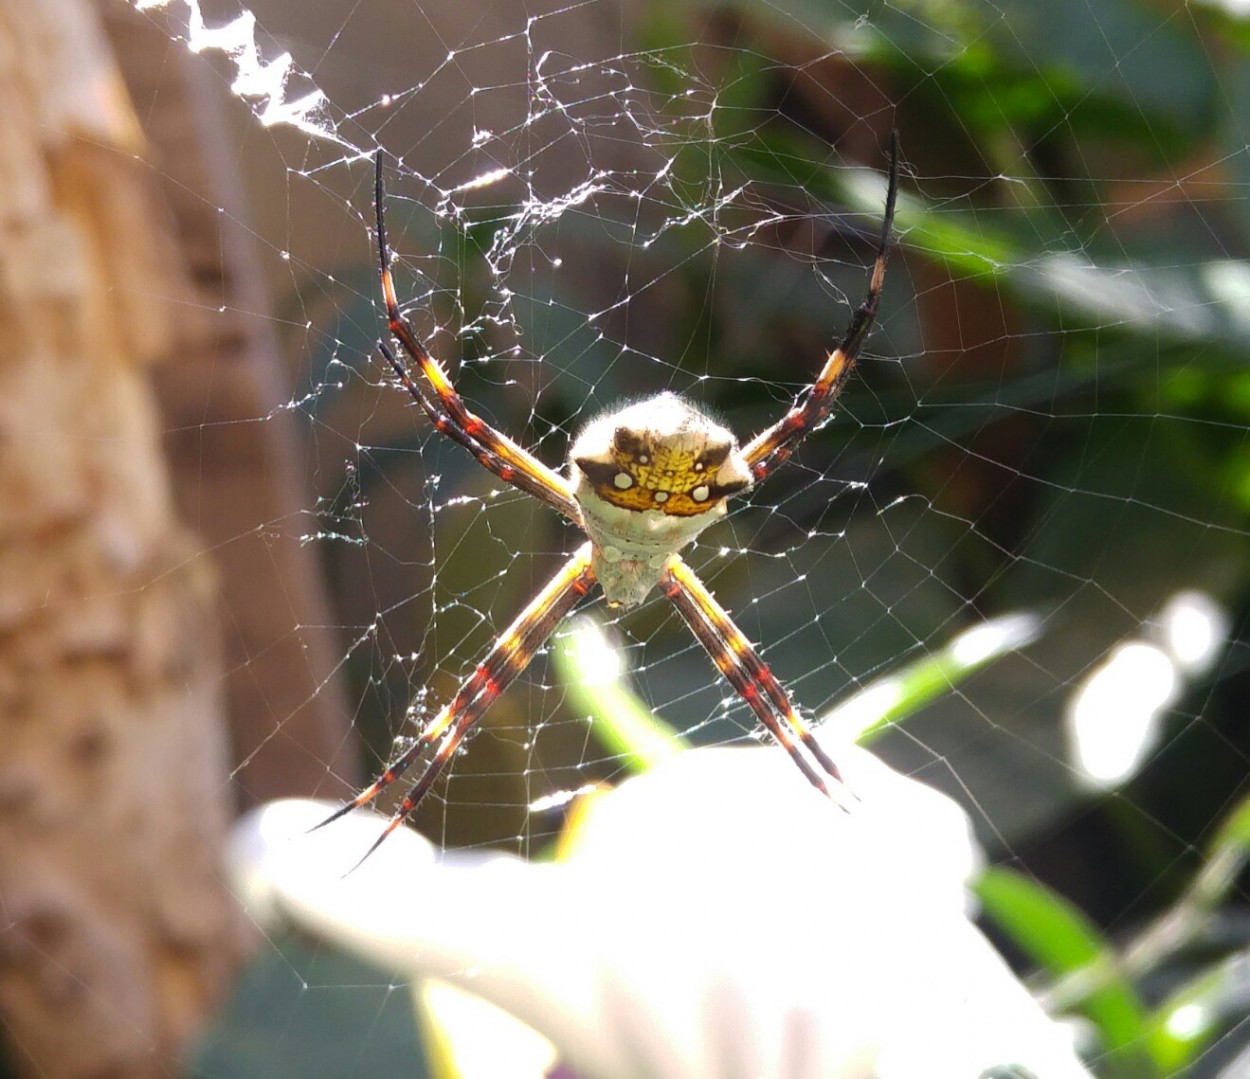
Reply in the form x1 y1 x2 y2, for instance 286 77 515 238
374 153 582 525
316 543 596 862
741 131 899 485
661 555 845 800
377 342 570 515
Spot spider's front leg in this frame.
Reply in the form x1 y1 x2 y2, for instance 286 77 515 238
661 555 848 802
315 543 596 862
373 153 583 526
742 132 900 486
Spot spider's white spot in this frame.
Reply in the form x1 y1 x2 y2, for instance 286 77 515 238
654 491 669 504
613 472 634 490
603 545 623 563
692 485 710 502
639 453 650 464
694 460 705 471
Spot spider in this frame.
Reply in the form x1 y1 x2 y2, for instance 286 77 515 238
318 132 900 859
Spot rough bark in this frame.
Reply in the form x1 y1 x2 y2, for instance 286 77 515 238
0 0 251 1074
101 5 360 808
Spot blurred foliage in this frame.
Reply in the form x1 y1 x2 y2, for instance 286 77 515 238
189 933 426 1078
976 789 1250 1076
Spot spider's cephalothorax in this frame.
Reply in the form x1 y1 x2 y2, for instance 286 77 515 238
317 134 899 862
570 392 752 608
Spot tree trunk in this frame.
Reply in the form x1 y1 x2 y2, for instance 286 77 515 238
0 0 251 1074
101 3 360 809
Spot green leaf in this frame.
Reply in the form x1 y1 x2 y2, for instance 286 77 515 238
1166 792 1250 918
975 867 1159 1075
880 187 1250 353
820 612 1040 742
552 614 690 772
556 600 1038 762
1144 961 1240 1073
735 137 1250 357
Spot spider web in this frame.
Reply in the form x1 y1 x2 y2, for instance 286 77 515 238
67 0 1250 1074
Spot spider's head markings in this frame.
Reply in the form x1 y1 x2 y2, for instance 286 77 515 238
569 391 752 608
572 392 751 514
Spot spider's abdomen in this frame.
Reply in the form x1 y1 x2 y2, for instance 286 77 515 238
569 392 753 607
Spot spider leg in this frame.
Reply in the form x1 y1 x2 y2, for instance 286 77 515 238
377 343 576 514
374 153 582 525
661 555 847 801
742 131 900 485
315 542 596 861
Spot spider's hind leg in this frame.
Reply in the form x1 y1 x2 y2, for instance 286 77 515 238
314 543 597 860
661 555 849 804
